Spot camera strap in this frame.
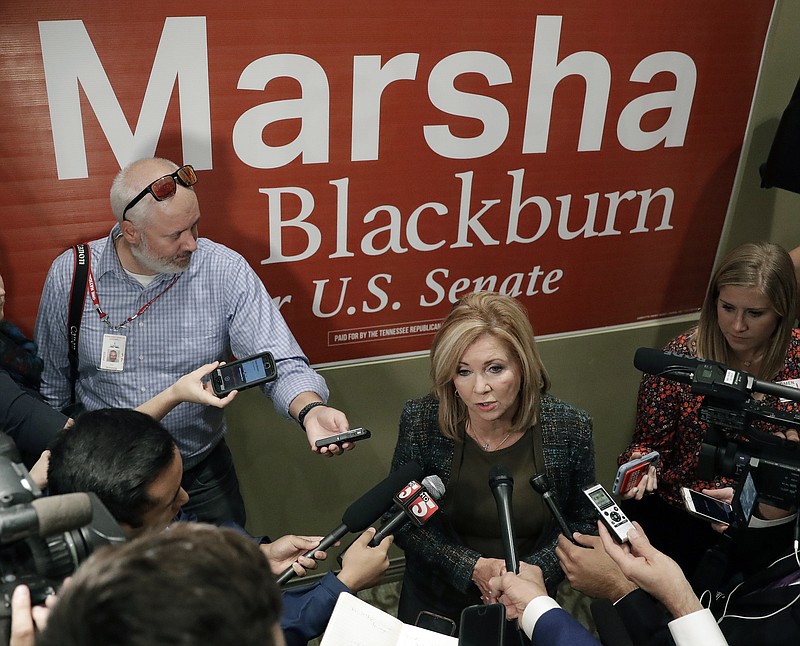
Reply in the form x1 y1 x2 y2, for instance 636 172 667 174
66 243 90 409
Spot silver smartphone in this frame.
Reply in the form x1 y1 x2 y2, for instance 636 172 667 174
681 487 733 524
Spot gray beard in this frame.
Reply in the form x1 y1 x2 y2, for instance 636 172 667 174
129 242 190 275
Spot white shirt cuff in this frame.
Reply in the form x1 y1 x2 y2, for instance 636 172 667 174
667 608 727 646
520 596 561 639
748 511 797 528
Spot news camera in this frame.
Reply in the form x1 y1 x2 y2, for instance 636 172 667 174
0 435 127 643
634 347 800 510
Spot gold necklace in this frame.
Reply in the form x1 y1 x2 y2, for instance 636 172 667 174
740 353 764 369
468 421 512 452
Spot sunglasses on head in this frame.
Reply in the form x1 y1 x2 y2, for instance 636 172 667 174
122 165 198 220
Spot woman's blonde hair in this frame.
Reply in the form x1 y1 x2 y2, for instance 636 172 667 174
695 241 796 379
429 291 550 440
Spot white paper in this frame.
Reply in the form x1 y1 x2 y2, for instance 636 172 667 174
320 593 458 646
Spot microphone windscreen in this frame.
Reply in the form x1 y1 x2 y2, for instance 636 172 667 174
421 475 446 500
529 472 550 495
31 493 93 536
633 347 702 376
341 461 423 531
489 464 513 488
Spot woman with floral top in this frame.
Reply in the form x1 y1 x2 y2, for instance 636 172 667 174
619 241 799 578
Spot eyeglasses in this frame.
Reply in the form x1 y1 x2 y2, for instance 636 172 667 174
122 165 198 220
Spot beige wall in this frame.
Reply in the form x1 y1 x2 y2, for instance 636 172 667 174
227 0 800 569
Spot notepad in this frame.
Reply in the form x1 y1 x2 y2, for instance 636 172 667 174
319 592 459 646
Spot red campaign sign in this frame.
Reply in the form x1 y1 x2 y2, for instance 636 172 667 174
0 1 775 365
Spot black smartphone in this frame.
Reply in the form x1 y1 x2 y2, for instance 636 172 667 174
314 427 371 448
459 603 505 646
210 351 277 397
415 611 457 636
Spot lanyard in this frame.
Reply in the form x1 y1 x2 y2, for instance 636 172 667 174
87 268 179 331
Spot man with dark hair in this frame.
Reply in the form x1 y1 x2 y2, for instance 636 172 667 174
44 407 393 646
35 523 286 646
48 408 185 536
47 408 325 569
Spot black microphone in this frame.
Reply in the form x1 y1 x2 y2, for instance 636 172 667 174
489 465 519 574
0 493 93 543
633 347 800 403
276 461 423 585
368 475 445 547
529 473 578 545
633 347 703 383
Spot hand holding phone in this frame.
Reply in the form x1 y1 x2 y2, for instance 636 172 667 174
681 471 758 529
681 487 732 524
210 351 277 397
314 427 372 449
613 451 659 496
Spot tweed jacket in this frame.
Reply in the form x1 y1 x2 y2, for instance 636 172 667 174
390 392 596 594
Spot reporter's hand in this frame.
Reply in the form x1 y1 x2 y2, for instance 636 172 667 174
621 453 658 500
772 427 800 443
303 406 353 456
488 563 547 622
556 532 637 600
260 534 326 576
171 362 238 408
338 527 392 591
10 585 53 646
598 521 701 618
754 501 795 521
29 450 50 490
699 487 733 533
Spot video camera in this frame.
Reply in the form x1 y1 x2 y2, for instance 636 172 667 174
0 435 127 643
634 347 800 510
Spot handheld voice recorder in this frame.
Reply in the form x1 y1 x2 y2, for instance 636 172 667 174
583 483 635 543
314 427 372 448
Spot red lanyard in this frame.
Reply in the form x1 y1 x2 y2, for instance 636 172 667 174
88 268 179 331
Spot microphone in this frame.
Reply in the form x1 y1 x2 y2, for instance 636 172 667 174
488 465 519 574
0 493 93 543
633 347 800 403
276 461 423 585
633 346 702 379
368 475 445 547
529 473 578 545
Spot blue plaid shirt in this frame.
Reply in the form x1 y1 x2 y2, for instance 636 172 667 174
35 225 328 467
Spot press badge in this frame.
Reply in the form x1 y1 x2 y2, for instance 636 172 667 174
100 334 126 371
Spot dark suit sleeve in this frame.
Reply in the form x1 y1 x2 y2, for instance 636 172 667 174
613 589 676 646
532 608 601 646
280 572 349 646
